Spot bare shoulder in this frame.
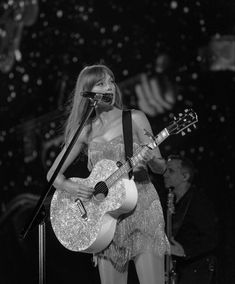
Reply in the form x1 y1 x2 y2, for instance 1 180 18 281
131 109 151 129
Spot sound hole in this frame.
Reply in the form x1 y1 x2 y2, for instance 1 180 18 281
94 181 108 201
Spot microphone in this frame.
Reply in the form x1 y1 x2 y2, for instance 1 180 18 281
81 91 113 104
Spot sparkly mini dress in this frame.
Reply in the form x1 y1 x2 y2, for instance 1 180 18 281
88 135 169 272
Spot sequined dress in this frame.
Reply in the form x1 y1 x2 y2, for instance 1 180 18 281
88 135 169 272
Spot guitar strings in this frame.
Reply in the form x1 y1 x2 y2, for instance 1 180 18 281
93 146 145 195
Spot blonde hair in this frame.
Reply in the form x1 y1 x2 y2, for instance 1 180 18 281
64 64 123 144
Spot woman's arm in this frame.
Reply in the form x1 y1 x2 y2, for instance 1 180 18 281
132 109 166 174
47 127 93 200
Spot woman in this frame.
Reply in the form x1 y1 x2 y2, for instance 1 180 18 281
47 64 169 284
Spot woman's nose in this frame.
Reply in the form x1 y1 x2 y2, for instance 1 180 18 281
106 84 112 91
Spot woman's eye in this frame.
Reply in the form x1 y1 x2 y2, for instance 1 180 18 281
96 82 104 86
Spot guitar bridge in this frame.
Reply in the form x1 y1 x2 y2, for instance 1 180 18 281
75 198 88 220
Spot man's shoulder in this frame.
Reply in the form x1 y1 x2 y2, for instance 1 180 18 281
190 186 215 213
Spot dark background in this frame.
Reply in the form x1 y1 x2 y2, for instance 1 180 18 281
0 0 235 283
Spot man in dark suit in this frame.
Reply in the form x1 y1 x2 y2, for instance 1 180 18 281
163 155 218 284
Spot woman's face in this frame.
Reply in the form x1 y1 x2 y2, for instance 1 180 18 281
91 72 116 106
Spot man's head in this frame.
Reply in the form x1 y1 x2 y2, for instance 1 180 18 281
163 155 195 189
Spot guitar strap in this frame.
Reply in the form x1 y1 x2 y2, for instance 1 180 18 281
122 110 133 179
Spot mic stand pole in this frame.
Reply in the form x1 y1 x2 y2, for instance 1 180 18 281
19 99 98 284
39 214 46 284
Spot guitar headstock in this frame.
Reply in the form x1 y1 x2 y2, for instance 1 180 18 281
167 109 198 136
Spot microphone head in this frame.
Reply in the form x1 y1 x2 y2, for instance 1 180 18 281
82 91 113 104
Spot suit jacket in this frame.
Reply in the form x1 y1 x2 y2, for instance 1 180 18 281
172 186 218 261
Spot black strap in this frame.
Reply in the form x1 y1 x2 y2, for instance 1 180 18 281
122 110 133 179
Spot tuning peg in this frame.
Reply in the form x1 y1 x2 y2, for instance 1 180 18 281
181 131 186 136
187 128 191 132
193 124 197 129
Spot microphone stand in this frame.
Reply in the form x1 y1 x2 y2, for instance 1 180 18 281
20 99 98 284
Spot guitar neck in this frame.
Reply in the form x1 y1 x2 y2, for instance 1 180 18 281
106 128 169 187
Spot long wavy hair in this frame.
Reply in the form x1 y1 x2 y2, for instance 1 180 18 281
64 64 123 144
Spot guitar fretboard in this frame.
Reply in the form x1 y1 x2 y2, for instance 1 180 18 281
105 128 169 188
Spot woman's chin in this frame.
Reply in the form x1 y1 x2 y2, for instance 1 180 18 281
96 103 113 111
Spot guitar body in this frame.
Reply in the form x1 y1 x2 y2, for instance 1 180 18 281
50 159 138 253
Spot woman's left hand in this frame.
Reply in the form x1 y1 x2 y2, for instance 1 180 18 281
134 146 154 172
141 145 155 163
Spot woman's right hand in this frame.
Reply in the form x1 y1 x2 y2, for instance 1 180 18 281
54 175 94 201
73 182 94 201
